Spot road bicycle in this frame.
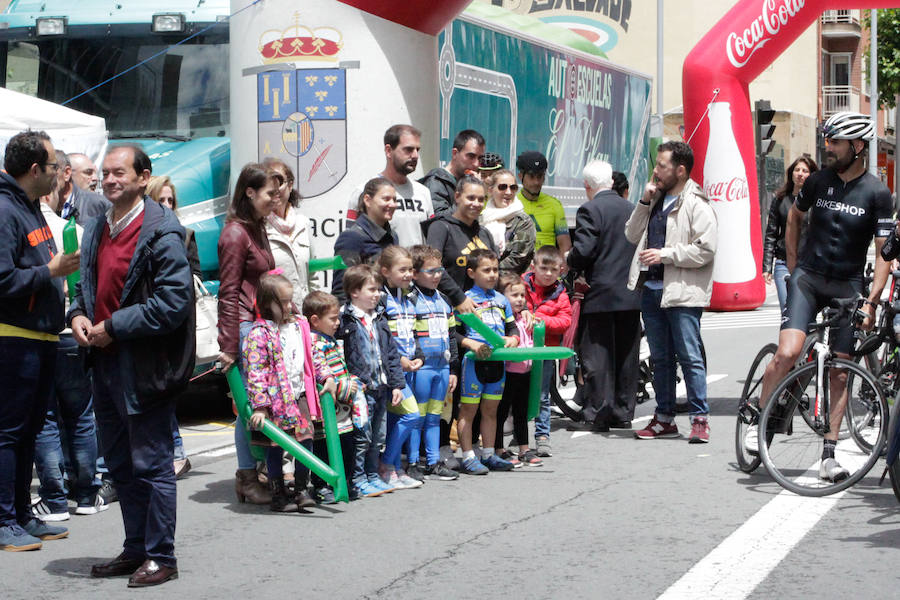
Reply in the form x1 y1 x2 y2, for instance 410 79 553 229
756 297 889 496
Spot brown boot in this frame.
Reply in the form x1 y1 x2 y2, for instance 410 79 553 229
235 469 272 505
270 477 299 513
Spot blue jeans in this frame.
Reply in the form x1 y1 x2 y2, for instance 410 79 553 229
641 287 708 420
234 321 256 470
172 415 186 462
0 338 57 527
534 360 554 440
93 351 177 567
352 388 388 487
773 259 790 313
33 335 98 510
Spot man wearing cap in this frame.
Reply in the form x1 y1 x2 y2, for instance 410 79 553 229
516 151 571 254
420 129 485 217
479 152 504 179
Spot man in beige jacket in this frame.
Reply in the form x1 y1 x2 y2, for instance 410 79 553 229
624 141 717 443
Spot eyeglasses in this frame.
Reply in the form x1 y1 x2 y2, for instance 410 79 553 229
44 162 59 171
420 267 445 275
496 183 519 192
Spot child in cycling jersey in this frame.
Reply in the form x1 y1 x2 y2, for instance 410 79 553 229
378 246 424 489
408 245 460 481
456 248 520 475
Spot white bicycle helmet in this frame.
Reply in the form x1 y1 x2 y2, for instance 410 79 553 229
822 111 875 141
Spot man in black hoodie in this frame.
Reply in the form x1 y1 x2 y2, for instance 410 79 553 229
420 129 485 216
0 130 80 552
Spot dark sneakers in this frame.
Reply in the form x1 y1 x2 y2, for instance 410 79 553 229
634 418 680 439
688 418 710 444
424 461 459 481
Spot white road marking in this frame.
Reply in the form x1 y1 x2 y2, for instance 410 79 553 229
659 439 867 598
196 446 237 458
676 374 727 398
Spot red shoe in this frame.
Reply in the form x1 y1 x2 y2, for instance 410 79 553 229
634 417 679 440
688 417 710 444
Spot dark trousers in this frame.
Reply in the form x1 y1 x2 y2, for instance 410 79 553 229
0 338 57 527
33 335 98 510
578 311 641 425
92 351 177 567
309 432 354 490
496 371 529 449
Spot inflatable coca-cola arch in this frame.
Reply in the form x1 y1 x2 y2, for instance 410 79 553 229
684 0 899 311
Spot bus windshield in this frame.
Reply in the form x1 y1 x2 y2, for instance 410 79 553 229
3 33 229 140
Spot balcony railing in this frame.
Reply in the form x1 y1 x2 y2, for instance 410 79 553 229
821 10 859 25
822 85 860 116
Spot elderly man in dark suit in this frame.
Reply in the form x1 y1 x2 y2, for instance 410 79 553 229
566 160 641 432
56 151 110 226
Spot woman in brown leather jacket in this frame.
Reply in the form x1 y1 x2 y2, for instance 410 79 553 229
217 163 278 504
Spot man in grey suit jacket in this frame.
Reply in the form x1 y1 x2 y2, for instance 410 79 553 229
57 151 110 226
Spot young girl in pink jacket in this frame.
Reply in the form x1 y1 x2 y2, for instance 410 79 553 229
243 270 335 512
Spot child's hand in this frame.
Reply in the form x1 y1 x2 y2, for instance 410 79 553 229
321 377 337 398
521 310 534 332
503 336 518 348
249 410 267 430
474 342 492 360
391 388 404 406
349 378 359 395
448 374 458 394
401 356 422 372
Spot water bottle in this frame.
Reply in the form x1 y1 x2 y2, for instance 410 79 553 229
62 216 79 301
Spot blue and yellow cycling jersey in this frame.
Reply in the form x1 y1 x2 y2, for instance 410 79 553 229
459 285 517 343
382 286 419 359
412 285 458 367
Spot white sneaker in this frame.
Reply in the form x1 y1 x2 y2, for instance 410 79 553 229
31 499 69 521
744 424 759 456
819 457 850 482
74 495 109 515
395 469 423 489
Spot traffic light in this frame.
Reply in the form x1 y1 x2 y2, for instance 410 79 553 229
755 100 776 158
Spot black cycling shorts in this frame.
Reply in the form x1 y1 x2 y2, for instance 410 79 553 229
780 267 862 355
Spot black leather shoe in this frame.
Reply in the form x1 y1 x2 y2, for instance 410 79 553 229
565 421 594 432
91 552 145 578
127 560 179 587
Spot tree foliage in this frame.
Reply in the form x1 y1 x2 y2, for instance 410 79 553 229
867 9 900 108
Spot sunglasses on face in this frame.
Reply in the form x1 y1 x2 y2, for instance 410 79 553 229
420 267 446 275
496 183 519 192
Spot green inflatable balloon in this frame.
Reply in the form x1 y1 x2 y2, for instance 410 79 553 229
225 366 349 503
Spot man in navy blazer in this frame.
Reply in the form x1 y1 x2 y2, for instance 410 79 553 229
57 151 110 226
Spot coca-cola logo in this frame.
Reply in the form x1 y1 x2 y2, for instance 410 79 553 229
725 0 805 69
705 177 749 202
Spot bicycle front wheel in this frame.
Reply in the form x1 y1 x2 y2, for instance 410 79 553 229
735 343 777 473
759 358 889 497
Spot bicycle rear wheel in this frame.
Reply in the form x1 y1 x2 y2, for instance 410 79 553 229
759 358 888 497
735 343 776 473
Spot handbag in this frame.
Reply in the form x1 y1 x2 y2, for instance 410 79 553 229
194 275 219 364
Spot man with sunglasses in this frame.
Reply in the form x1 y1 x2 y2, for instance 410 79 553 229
346 124 434 247
420 129 485 217
566 160 641 432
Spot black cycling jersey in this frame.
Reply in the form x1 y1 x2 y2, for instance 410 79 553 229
795 169 893 280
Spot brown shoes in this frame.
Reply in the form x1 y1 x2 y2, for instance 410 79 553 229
91 552 145 578
127 559 179 587
235 468 272 504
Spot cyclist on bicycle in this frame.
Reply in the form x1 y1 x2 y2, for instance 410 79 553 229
753 111 894 481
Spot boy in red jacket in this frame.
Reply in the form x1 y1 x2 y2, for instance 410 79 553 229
523 246 572 457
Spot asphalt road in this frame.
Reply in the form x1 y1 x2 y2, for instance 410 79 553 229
5 290 899 599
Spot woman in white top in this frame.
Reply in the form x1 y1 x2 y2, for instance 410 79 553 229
263 158 318 308
479 169 536 276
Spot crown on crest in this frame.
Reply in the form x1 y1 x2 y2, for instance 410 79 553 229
258 14 342 64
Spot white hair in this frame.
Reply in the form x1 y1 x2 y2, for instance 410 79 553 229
582 160 613 191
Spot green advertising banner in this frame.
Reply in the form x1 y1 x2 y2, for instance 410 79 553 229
439 11 653 221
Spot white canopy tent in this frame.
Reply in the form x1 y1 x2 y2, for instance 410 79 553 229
0 87 108 165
